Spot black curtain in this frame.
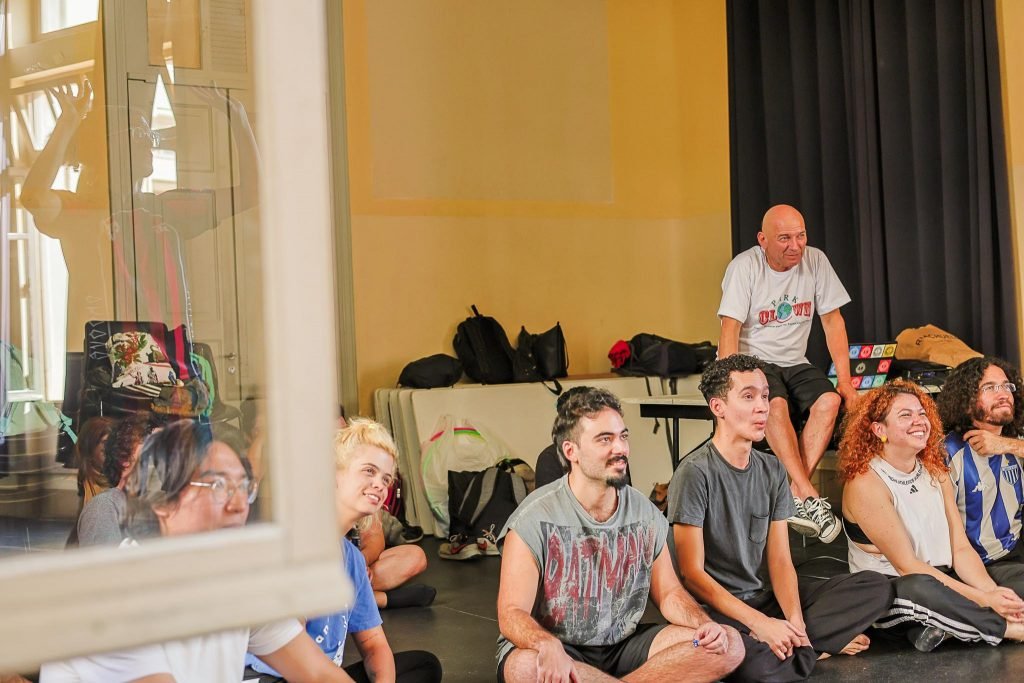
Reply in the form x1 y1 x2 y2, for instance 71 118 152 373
728 0 1018 367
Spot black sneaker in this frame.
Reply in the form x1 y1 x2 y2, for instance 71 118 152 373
802 496 841 544
401 525 424 544
787 497 821 537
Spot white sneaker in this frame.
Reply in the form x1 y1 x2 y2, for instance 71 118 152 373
802 496 842 544
787 497 821 537
439 533 482 560
477 524 501 556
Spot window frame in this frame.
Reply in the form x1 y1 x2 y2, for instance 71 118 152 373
0 0 351 672
3 224 46 402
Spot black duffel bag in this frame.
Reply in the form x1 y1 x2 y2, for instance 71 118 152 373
617 333 716 378
520 322 569 380
399 354 463 389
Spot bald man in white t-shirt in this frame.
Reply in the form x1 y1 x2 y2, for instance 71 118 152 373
717 204 857 544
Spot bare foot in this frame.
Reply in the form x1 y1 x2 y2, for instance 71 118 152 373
839 634 871 656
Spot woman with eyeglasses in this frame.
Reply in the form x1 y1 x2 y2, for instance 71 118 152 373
40 419 353 683
839 379 1024 653
246 418 442 682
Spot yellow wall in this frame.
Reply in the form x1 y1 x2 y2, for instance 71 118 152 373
998 0 1024 365
342 0 732 413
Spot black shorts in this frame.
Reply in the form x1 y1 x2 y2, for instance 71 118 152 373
762 362 837 416
497 623 667 681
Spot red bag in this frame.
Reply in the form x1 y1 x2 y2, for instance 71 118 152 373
382 471 404 520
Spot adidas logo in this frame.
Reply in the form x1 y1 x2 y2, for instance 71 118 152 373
910 484 919 494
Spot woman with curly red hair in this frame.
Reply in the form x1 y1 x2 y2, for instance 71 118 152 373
839 379 1024 651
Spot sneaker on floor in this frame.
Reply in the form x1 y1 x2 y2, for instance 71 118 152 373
477 537 500 556
439 533 482 560
477 524 501 556
787 497 821 537
908 625 951 652
803 496 841 544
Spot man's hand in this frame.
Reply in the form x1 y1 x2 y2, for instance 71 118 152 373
535 639 578 683
983 587 1024 622
787 616 812 648
964 429 1017 457
693 622 731 655
836 381 859 409
750 616 806 661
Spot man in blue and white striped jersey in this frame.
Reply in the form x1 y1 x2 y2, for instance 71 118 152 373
938 356 1024 598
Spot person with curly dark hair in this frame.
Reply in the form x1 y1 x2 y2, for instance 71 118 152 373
77 411 164 547
839 379 1024 652
936 356 1024 597
670 355 892 681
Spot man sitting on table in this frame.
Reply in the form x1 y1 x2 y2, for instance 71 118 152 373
717 204 857 542
496 386 744 682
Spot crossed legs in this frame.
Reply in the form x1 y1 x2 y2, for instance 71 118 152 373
501 624 743 683
370 544 429 608
622 625 744 683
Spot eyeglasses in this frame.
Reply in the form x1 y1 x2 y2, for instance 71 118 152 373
190 476 258 504
980 382 1017 394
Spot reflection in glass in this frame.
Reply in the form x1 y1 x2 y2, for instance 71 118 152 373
1 0 267 564
147 0 201 69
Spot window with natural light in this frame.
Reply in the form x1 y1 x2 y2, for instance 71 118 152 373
39 0 99 34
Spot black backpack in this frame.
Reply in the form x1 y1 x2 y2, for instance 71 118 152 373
453 305 516 384
618 333 717 378
447 459 530 542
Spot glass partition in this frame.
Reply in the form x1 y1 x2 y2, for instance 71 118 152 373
0 1 347 674
2 0 271 558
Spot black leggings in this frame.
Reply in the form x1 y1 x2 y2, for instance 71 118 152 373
345 650 443 683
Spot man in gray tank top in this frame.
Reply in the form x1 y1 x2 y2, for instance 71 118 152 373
496 387 744 682
668 355 894 681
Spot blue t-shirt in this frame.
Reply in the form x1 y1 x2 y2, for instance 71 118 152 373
245 537 382 674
